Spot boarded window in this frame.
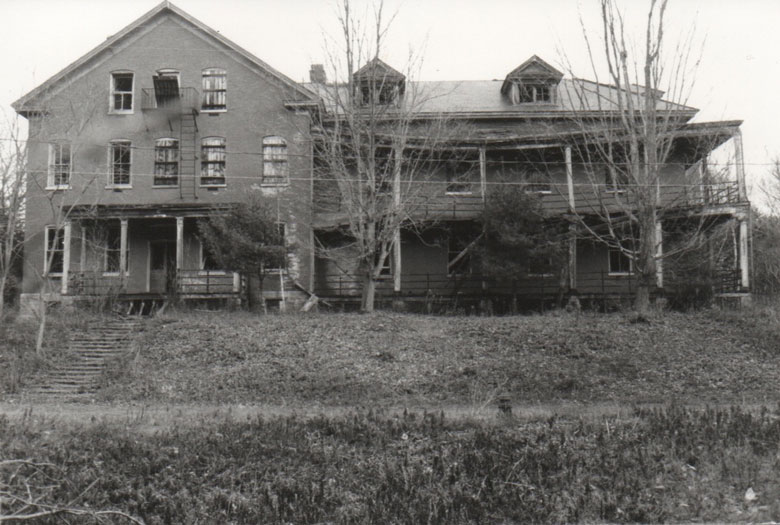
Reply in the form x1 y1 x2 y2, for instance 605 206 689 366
202 68 226 111
262 136 288 185
154 138 179 186
201 137 226 186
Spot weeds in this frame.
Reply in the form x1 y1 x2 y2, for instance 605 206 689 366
2 406 780 523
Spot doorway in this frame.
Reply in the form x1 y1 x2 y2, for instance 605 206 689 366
149 241 177 293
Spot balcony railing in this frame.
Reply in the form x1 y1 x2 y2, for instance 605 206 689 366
177 269 240 295
141 87 200 111
67 271 126 296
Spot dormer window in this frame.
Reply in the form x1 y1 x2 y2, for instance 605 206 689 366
502 55 563 106
353 58 405 107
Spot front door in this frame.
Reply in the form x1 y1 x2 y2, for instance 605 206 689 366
149 241 177 293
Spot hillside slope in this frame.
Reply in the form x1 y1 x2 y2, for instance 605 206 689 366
98 309 780 406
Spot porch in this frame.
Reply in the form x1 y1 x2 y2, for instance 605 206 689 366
57 207 243 301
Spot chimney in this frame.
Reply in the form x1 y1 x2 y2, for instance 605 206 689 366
309 64 327 84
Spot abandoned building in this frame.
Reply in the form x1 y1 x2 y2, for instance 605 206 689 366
13 2 750 313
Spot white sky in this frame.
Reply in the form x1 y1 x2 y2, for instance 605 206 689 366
2 0 778 199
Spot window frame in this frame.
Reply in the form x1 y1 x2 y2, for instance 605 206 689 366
47 143 72 189
513 81 555 104
44 226 65 276
200 137 226 187
444 159 475 195
261 136 289 186
109 71 134 114
523 171 552 195
108 140 132 188
605 165 630 194
201 68 227 112
199 239 226 275
153 138 180 187
608 246 633 276
447 234 472 277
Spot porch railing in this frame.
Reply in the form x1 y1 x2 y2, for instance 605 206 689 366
141 87 200 111
67 271 126 296
177 269 241 295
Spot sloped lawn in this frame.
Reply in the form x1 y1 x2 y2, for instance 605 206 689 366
98 308 780 406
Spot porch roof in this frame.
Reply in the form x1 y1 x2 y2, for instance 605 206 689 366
67 203 233 219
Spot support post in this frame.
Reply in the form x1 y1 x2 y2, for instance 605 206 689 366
79 222 86 271
568 223 577 292
61 220 72 295
565 146 575 212
176 216 184 272
739 217 749 290
120 218 128 279
393 146 402 293
734 129 747 201
655 219 663 289
479 146 487 202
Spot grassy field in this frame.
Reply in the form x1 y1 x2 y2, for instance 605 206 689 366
3 405 780 523
81 307 780 407
3 307 780 522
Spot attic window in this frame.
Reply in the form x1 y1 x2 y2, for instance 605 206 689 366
359 82 401 105
513 82 553 104
110 72 133 113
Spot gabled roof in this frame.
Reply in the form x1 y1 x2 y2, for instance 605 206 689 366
353 58 406 82
502 55 564 95
12 1 317 115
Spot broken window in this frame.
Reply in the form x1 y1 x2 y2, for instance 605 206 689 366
154 138 179 186
447 235 472 276
202 68 227 111
512 82 553 104
201 137 226 186
48 143 71 188
262 136 288 185
45 226 64 275
110 72 133 112
200 240 221 271
109 140 131 186
445 158 475 194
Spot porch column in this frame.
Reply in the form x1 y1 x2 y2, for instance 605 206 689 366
61 220 72 295
565 146 575 212
739 216 749 290
734 129 747 201
79 222 86 271
120 218 128 279
393 146 402 293
655 220 663 289
479 146 487 201
176 217 184 272
568 223 577 292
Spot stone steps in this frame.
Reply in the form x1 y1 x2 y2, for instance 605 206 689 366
27 317 142 396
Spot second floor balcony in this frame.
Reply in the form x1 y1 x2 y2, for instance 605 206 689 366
141 87 200 112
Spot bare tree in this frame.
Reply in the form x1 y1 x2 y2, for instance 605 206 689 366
0 114 27 320
312 0 465 312
560 0 729 313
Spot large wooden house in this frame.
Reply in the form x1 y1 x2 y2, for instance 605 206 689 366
14 3 749 313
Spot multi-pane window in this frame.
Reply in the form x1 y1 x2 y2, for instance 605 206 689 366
109 140 131 186
45 226 64 275
110 72 133 112
523 171 552 194
514 82 553 104
201 137 226 186
262 136 288 185
202 68 227 111
608 246 632 275
154 138 179 186
48 143 71 188
104 220 125 274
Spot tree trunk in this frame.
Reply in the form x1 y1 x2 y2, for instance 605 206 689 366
361 273 376 313
0 277 6 320
35 287 47 357
634 207 657 314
